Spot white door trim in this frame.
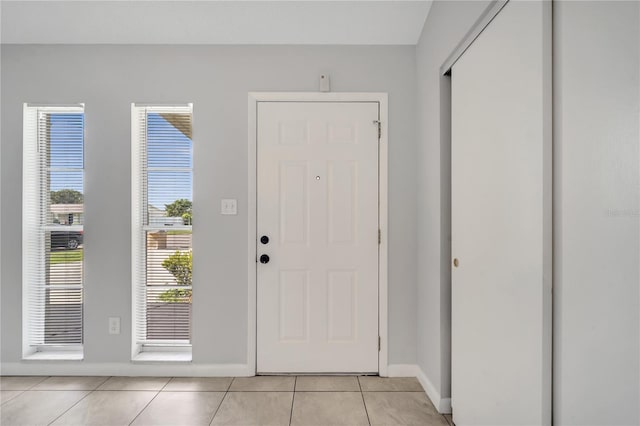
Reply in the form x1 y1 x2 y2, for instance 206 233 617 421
440 0 509 76
247 92 389 376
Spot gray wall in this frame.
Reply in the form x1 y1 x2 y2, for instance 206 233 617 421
414 0 492 399
554 2 639 424
0 45 418 366
416 1 640 424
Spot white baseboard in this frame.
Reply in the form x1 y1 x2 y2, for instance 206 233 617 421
388 363 451 414
415 366 452 414
0 362 252 377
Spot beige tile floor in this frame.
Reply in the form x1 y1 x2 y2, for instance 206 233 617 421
0 375 455 426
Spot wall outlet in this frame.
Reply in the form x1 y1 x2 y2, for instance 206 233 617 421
108 317 121 335
221 199 237 215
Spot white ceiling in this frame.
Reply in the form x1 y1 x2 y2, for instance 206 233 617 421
0 0 432 45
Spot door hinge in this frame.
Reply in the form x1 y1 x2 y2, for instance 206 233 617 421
378 229 381 245
378 336 381 351
373 120 381 139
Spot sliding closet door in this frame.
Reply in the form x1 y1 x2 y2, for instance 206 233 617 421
451 1 552 424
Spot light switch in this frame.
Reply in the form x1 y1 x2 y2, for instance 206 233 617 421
221 199 237 215
108 317 120 335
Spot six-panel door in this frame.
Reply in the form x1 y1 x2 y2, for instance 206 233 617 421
257 101 379 373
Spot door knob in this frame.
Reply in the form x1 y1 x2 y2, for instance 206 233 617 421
453 258 459 267
260 254 270 264
260 235 269 244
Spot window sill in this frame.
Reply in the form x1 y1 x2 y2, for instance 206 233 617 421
23 351 83 361
131 352 192 363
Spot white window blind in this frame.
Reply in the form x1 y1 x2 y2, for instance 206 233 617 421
132 104 193 351
23 104 85 355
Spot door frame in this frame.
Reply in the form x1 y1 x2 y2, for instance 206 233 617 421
247 92 389 376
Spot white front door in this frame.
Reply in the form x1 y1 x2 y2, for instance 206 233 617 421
256 101 379 373
451 1 552 425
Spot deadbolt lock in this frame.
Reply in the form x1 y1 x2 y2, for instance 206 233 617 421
453 258 459 268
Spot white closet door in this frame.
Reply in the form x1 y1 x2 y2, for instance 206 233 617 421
451 1 552 424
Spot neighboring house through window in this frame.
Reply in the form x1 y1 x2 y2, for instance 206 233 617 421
131 104 193 360
22 104 85 359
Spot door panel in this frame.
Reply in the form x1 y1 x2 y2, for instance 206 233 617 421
279 162 309 244
327 270 357 341
257 102 379 373
278 270 309 341
451 1 552 424
327 161 358 244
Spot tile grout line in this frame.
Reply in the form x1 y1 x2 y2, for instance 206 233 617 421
29 376 51 390
288 376 297 426
45 378 109 426
163 376 176 391
24 388 423 393
94 376 111 390
127 391 161 426
3 375 52 392
208 377 234 425
358 376 372 426
126 377 170 426
0 389 26 406
0 375 44 403
159 377 171 392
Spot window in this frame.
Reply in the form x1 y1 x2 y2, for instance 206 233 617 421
132 104 193 360
23 104 85 359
